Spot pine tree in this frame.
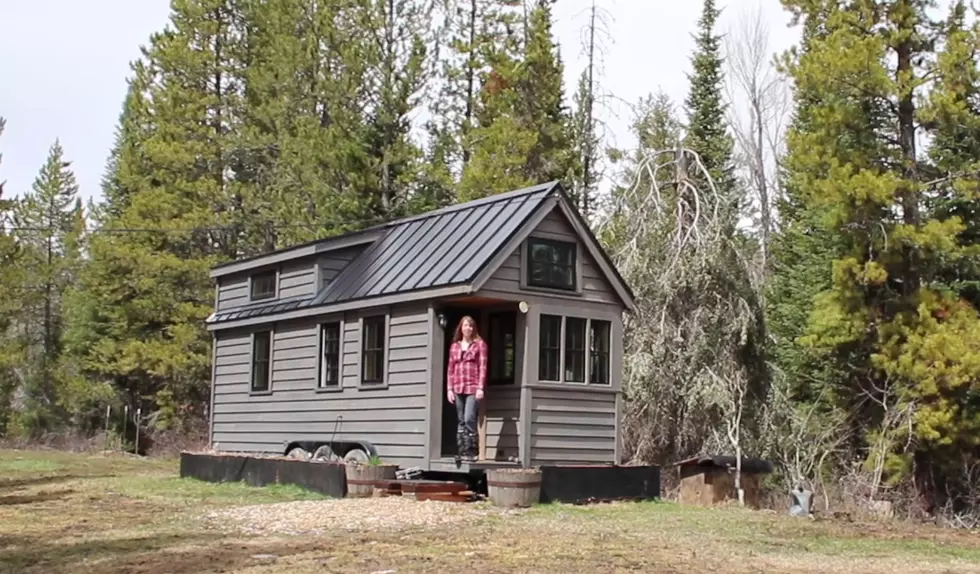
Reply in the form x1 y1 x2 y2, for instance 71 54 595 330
67 0 243 434
0 117 20 435
779 0 980 507
516 0 575 186
361 0 434 220
458 0 575 200
10 140 83 435
683 0 737 205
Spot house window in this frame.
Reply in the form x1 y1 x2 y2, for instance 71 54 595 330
489 311 516 385
527 237 577 291
250 270 276 300
538 314 562 381
361 315 386 384
250 331 272 393
590 319 611 385
564 317 587 383
319 322 341 388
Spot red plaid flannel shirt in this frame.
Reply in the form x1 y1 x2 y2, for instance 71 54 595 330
447 338 488 395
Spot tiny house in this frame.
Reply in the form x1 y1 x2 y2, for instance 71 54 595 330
205 181 635 472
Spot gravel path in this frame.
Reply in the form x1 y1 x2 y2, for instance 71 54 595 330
203 497 526 536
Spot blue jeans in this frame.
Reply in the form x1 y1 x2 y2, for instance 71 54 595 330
455 393 478 436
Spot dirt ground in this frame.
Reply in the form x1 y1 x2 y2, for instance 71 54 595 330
1 448 979 574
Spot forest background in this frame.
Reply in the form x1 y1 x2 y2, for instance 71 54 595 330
2 0 980 526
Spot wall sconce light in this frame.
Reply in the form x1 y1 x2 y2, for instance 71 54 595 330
438 313 447 329
518 301 529 314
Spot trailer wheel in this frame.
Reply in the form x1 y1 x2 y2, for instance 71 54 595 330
312 445 340 462
343 447 370 465
286 447 311 460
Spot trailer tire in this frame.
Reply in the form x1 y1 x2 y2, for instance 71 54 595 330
286 447 311 460
343 447 370 465
312 445 340 462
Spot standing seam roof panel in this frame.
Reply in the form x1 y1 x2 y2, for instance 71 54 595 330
403 201 505 291
375 211 468 297
428 199 521 284
344 212 438 299
360 216 441 295
359 212 459 302
320 222 415 304
455 193 551 282
430 193 541 286
351 213 446 300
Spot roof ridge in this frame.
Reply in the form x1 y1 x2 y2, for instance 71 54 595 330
379 180 560 229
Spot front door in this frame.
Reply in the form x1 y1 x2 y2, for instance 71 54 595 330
440 306 482 457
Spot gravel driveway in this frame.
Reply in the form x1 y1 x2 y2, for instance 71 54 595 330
203 497 527 536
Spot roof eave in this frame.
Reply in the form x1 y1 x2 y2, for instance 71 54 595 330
208 230 383 279
206 283 475 331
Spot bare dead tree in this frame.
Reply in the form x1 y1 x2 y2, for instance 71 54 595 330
723 2 791 271
598 147 766 469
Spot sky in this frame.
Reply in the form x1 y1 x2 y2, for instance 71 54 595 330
0 0 800 206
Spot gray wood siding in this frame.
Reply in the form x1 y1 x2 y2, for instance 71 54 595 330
484 386 521 461
481 207 620 305
278 260 316 299
318 246 363 289
216 275 249 311
528 386 617 466
209 303 431 468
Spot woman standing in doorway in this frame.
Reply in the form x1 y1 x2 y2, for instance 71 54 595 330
447 315 487 463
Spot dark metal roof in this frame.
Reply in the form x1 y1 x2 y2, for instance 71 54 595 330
209 294 316 323
315 183 554 305
206 182 560 324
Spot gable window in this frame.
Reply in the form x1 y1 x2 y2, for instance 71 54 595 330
564 317 587 383
539 314 562 381
488 311 517 385
250 330 272 393
361 315 386 385
590 319 611 385
250 270 277 300
319 322 341 389
527 237 577 291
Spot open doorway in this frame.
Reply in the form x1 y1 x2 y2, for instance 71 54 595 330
440 306 482 457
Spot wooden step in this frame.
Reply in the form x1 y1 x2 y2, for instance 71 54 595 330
414 490 475 503
374 479 468 495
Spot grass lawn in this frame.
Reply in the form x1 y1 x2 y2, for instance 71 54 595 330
1 448 978 573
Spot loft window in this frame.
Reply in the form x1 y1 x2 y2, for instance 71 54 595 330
361 315 386 385
527 237 577 291
538 314 562 381
250 270 277 300
489 311 516 385
590 319 611 385
319 322 341 388
564 317 587 383
250 331 272 393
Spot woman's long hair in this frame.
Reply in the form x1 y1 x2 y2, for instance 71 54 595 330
452 315 483 343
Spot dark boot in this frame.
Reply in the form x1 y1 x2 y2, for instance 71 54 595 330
454 429 465 466
464 430 478 462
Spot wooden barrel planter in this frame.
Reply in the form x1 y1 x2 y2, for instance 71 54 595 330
345 463 398 498
487 468 542 508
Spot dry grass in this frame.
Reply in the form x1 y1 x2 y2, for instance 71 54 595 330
1 448 979 573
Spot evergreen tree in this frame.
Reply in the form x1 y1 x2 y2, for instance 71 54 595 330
10 140 83 435
0 117 20 436
361 0 434 219
779 0 980 508
683 0 737 205
66 0 243 434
